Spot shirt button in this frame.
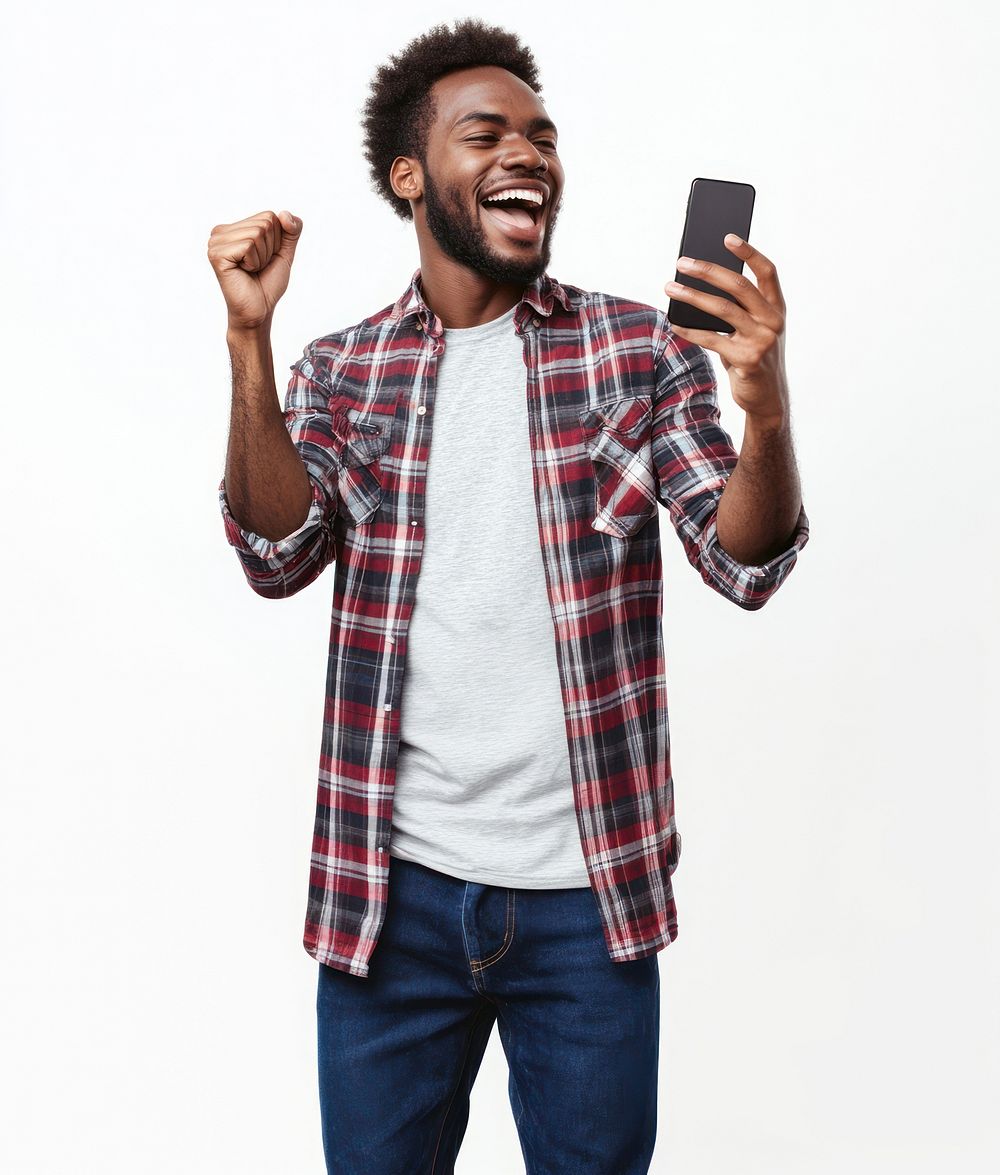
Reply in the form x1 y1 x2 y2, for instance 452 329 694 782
410 519 419 526
415 321 423 331
416 404 426 415
384 703 392 712
532 317 541 327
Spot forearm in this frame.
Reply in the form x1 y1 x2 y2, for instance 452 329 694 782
224 324 313 542
716 412 803 565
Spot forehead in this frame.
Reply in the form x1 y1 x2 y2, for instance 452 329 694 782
430 66 551 133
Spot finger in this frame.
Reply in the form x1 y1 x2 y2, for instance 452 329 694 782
675 253 777 326
241 237 262 272
668 321 736 357
276 209 302 239
225 214 277 268
213 215 270 240
214 233 258 271
724 235 786 317
212 220 271 258
262 210 284 263
275 210 302 266
665 279 755 331
256 216 274 265
260 214 287 267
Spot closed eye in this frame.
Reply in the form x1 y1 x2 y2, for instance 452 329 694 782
467 135 557 149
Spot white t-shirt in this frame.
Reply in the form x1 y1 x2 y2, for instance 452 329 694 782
388 302 591 888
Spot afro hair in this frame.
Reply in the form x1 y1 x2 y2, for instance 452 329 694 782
360 18 543 222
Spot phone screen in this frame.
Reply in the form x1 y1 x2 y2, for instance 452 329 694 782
668 178 755 334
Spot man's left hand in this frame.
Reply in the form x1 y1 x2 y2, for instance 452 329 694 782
665 235 789 425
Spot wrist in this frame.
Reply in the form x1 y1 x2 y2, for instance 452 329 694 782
227 320 272 348
744 410 787 435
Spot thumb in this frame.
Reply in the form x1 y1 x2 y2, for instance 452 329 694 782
276 210 303 263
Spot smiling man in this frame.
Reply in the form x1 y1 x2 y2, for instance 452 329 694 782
210 17 810 1175
391 70 565 320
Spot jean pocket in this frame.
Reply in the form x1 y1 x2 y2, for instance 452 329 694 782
330 408 392 528
579 396 657 538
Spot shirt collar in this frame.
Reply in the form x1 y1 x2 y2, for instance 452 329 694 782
387 266 585 337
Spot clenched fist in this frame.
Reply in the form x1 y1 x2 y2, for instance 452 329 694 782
207 210 303 331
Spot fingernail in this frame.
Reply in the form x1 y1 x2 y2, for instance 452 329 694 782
726 233 743 245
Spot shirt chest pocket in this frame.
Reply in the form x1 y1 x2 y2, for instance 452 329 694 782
329 406 393 528
578 396 658 538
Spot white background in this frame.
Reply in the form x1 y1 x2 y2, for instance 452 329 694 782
2 1 997 1171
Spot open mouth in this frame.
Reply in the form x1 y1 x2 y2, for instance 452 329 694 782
479 193 545 242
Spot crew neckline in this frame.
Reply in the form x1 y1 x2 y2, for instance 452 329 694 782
441 302 518 341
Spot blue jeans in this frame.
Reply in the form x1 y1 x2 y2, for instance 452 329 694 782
316 853 660 1174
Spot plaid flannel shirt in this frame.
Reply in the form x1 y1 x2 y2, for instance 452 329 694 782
218 267 810 978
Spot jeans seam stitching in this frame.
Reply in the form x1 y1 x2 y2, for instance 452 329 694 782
428 1003 491 1174
474 889 515 970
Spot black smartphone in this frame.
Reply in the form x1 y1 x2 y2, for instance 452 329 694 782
667 178 755 334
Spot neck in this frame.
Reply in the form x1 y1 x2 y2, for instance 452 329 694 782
415 245 531 329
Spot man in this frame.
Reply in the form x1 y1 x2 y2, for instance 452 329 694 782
208 17 809 1175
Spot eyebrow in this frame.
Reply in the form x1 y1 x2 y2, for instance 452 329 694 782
451 111 558 136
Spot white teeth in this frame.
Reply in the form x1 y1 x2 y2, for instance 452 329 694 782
482 187 544 206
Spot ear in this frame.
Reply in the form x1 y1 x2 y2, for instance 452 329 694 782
389 155 423 202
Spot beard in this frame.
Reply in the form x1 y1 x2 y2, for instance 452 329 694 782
421 169 560 286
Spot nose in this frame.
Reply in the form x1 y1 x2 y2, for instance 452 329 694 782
501 136 549 174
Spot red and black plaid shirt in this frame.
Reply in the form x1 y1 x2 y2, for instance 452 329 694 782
219 267 810 977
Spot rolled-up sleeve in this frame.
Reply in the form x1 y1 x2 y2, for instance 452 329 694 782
650 312 810 610
218 343 341 599
219 477 327 561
